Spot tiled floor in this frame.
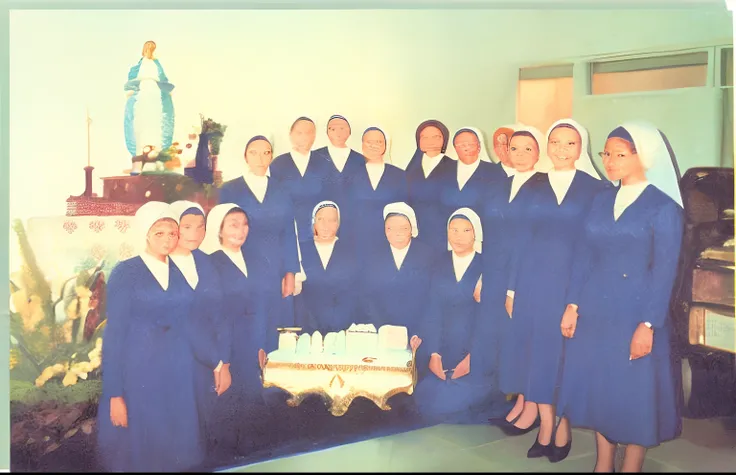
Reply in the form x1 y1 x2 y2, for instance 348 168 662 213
222 417 736 472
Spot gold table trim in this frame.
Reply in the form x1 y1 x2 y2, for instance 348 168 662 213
262 349 418 417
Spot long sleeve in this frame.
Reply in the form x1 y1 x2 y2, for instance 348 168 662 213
217 182 233 206
101 264 132 398
282 197 301 274
643 203 684 329
421 275 443 357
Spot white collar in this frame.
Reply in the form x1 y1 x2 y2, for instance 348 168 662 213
328 145 351 172
140 252 170 290
547 169 577 205
509 170 536 203
365 162 386 190
170 252 199 289
614 181 650 221
501 163 516 177
242 169 269 203
451 250 476 282
389 242 411 270
457 159 481 190
315 237 338 270
290 150 311 177
421 153 444 178
222 247 248 277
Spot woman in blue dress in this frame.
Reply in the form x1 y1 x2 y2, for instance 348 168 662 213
294 201 361 334
168 200 232 460
359 201 437 335
502 119 608 462
200 203 282 456
97 202 203 472
342 126 409 253
405 119 456 254
476 126 551 431
270 116 339 244
440 126 507 214
218 135 300 330
555 122 684 473
414 208 508 425
313 114 366 245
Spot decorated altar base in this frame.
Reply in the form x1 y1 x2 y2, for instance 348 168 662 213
21 216 136 284
262 349 417 417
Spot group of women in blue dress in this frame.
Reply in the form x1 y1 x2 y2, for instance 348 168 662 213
97 113 685 474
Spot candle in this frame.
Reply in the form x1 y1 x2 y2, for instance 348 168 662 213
86 107 92 168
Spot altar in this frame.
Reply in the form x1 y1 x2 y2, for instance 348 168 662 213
262 326 418 416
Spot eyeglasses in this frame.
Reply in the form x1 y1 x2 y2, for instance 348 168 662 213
598 151 634 159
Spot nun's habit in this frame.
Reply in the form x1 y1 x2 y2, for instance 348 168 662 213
414 209 509 424
270 116 340 244
313 114 367 245
97 202 204 472
556 122 684 448
441 126 507 214
294 201 361 334
202 203 283 455
405 119 456 253
218 135 299 328
344 126 409 252
168 200 228 450
478 125 550 389
358 202 437 332
502 119 609 404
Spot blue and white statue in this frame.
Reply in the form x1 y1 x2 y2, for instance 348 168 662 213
124 41 175 162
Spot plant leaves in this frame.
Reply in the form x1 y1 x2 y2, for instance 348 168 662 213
43 442 61 454
63 427 78 439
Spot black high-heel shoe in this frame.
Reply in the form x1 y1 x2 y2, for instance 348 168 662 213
548 419 572 463
493 412 541 436
527 436 553 458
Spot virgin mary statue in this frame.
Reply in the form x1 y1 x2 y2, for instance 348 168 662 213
123 41 175 158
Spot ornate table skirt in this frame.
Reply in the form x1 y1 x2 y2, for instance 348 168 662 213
261 350 417 416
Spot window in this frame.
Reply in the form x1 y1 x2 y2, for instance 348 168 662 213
590 52 709 95
722 47 733 87
517 65 573 134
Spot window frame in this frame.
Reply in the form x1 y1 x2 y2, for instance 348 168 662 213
586 47 716 97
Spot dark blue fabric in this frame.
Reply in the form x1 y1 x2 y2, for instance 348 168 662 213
97 257 203 472
504 172 608 403
556 185 684 448
358 240 438 333
413 251 508 424
294 239 361 334
440 160 507 214
270 150 340 243
341 162 409 253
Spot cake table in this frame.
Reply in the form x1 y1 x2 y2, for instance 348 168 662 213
261 347 418 416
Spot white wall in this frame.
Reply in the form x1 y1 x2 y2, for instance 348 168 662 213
9 8 733 223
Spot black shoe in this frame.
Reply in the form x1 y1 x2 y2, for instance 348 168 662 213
527 437 553 458
548 421 572 463
500 413 541 436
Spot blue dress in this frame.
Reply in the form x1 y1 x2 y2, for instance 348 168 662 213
405 153 456 253
312 147 366 246
440 160 507 214
207 248 282 454
358 240 437 333
218 177 300 329
295 238 361 334
343 163 409 253
556 185 684 448
413 252 508 424
270 151 340 243
478 173 549 387
505 172 607 403
97 257 202 472
177 249 229 449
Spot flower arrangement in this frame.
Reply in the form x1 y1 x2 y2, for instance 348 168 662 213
200 114 227 155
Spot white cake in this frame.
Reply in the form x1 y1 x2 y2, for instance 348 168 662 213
296 333 312 355
311 331 324 354
323 332 337 354
335 330 346 354
378 325 409 351
346 324 379 355
278 332 298 353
